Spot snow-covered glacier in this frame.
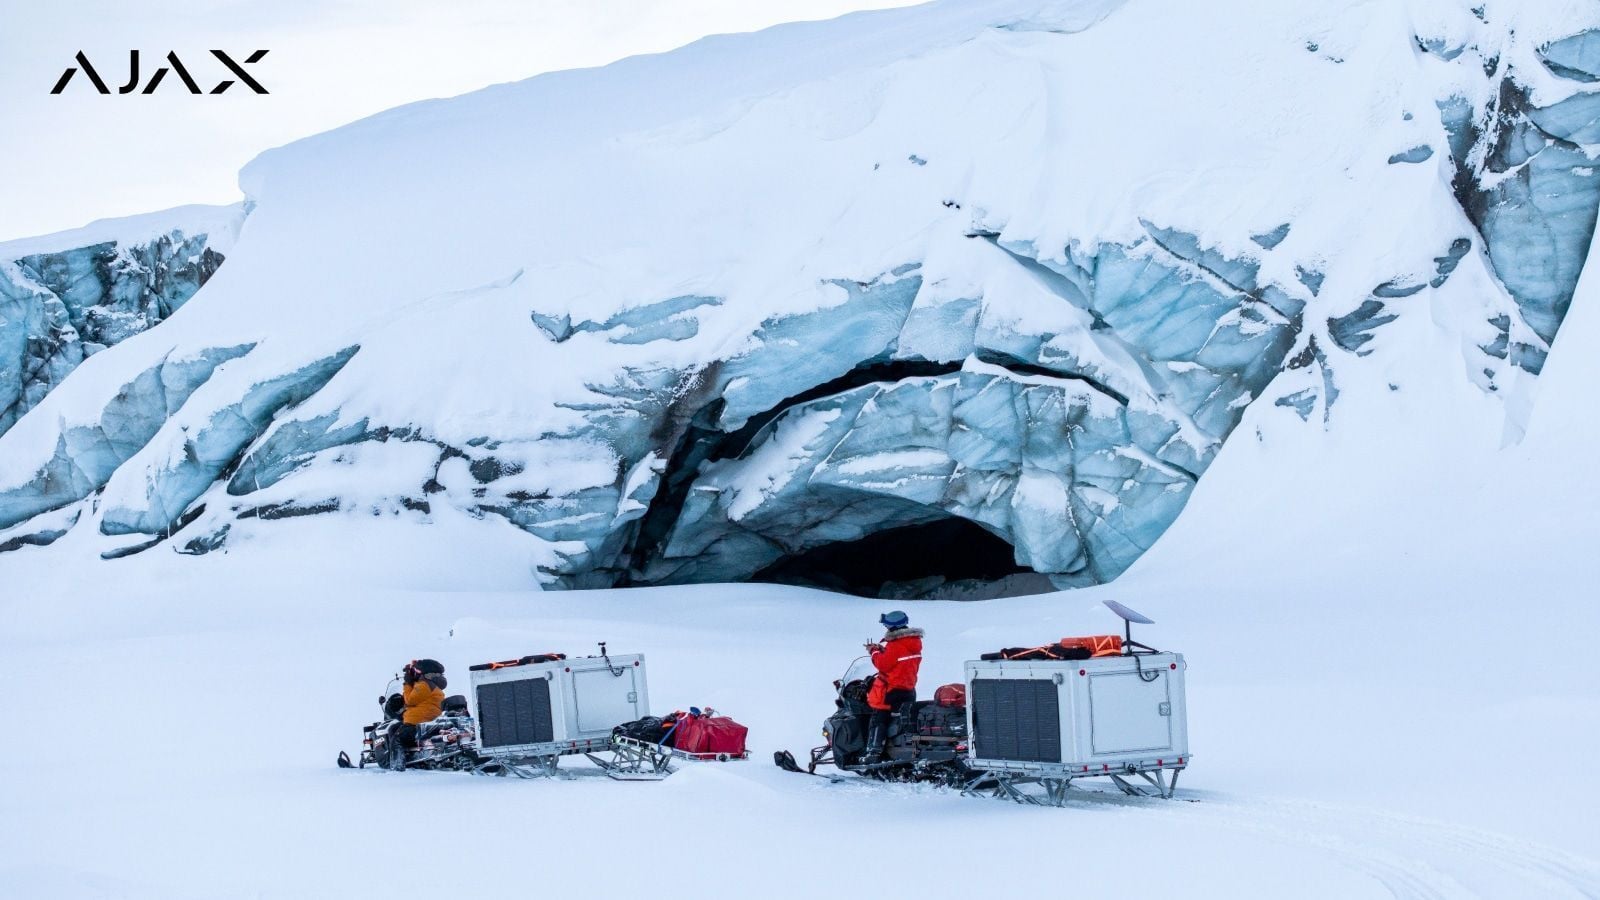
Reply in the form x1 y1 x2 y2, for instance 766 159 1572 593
1 0 1597 598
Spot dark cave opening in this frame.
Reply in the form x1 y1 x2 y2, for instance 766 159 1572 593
619 354 1111 595
750 516 1035 599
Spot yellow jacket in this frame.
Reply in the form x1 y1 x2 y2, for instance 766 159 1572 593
402 679 444 725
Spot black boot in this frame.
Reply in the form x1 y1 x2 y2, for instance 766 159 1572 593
862 714 888 764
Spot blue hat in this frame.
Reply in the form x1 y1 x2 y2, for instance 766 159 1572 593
879 610 909 630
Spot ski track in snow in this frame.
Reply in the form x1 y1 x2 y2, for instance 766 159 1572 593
1176 796 1600 900
788 777 1600 899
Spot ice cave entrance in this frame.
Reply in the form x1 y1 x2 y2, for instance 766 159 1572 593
749 516 1051 600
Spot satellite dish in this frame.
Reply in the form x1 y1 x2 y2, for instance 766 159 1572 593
1103 599 1154 625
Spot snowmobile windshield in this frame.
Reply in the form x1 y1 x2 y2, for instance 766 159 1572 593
840 656 876 686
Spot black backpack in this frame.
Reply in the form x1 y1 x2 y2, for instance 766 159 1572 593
614 716 671 744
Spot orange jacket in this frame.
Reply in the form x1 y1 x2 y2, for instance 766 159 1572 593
867 627 923 710
402 679 444 725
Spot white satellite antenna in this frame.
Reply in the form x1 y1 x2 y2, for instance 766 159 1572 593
1102 599 1156 654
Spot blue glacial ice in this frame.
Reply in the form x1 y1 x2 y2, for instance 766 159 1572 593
0 229 226 436
0 344 253 530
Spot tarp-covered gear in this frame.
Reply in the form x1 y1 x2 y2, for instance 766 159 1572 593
979 644 1091 662
469 653 566 672
673 712 749 755
867 626 923 711
916 702 967 738
1059 635 1123 657
977 635 1122 662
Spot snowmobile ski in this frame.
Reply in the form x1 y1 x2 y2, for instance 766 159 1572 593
773 750 809 774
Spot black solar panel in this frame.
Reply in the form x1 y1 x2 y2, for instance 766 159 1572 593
476 677 554 748
971 678 1061 763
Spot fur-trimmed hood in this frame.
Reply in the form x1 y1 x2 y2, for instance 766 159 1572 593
883 626 923 640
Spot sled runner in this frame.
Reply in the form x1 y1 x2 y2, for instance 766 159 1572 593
590 731 751 780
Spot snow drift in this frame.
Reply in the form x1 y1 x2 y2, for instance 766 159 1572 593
1 0 1597 598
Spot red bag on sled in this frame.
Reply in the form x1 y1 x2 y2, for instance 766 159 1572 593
934 683 966 708
672 712 748 755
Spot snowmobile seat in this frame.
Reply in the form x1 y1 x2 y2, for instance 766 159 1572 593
441 695 469 716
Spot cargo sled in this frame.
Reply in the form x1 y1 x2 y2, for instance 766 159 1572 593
960 601 1189 803
470 643 650 777
596 710 751 780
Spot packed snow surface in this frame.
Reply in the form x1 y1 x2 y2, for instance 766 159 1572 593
1 0 1597 597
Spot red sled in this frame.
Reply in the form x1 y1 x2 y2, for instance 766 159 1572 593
672 713 749 757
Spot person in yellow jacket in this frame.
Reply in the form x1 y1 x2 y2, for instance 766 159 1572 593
402 661 445 724
389 659 447 769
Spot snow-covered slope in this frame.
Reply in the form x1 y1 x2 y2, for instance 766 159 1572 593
0 204 240 439
1 0 1597 600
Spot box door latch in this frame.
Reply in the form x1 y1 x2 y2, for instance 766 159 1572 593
627 692 638 703
1158 701 1171 717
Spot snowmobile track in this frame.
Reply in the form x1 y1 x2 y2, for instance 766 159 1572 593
1164 796 1600 899
777 770 1596 898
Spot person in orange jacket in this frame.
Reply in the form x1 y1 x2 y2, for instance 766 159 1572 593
402 661 445 724
863 610 922 763
389 659 446 769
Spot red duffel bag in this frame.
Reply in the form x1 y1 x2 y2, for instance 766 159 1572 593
672 711 748 756
934 683 966 708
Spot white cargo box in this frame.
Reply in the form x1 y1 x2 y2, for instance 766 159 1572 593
470 653 649 759
964 652 1189 777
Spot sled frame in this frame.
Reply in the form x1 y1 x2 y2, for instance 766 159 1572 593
587 735 750 781
962 765 1182 805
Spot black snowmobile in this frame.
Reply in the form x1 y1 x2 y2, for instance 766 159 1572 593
337 673 484 772
775 656 970 784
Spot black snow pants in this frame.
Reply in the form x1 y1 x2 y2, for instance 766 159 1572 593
866 688 917 756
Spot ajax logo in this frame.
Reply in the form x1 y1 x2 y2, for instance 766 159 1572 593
51 50 269 94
